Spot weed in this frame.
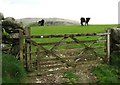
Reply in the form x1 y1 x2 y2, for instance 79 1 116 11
2 54 27 83
91 65 120 83
63 71 78 84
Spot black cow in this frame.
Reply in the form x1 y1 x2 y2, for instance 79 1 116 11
85 17 90 26
38 19 45 26
80 17 90 26
80 17 85 26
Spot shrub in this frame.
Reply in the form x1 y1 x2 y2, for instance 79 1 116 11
110 51 120 68
91 65 120 84
2 53 26 83
0 53 2 84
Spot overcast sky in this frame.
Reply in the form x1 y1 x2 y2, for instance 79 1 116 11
0 0 119 24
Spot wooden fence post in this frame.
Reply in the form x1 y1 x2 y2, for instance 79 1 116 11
19 29 24 65
25 26 32 71
106 29 110 63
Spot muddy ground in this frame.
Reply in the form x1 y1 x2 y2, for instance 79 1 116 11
26 48 104 83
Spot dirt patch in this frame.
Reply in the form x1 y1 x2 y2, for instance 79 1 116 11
26 48 104 83
27 60 102 83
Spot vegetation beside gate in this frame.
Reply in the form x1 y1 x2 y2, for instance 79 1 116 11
2 54 27 83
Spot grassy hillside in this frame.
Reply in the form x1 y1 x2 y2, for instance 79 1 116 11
17 18 79 26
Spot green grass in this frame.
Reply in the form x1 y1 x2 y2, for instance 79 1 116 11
91 65 120 83
31 25 117 35
30 25 117 46
2 54 27 83
63 71 78 84
30 25 117 45
110 51 120 68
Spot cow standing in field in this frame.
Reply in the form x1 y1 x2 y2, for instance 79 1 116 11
38 19 45 26
80 17 90 26
80 17 85 26
85 17 90 26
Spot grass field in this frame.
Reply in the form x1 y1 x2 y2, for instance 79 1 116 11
31 25 117 35
30 25 117 43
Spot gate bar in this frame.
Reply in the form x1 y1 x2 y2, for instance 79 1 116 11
106 29 110 62
25 26 32 71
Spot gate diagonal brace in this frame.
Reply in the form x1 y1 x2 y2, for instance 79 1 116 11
70 36 88 48
74 48 87 62
31 39 70 66
87 41 98 57
70 37 98 62
75 47 97 62
37 44 72 67
75 46 97 62
50 34 73 51
50 38 66 51
70 37 88 61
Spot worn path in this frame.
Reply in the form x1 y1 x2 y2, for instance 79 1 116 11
27 59 102 83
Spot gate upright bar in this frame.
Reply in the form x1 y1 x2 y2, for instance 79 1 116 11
25 27 32 71
106 29 111 63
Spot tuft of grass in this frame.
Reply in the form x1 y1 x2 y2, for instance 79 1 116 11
63 71 78 84
2 54 27 83
91 65 120 83
110 51 120 68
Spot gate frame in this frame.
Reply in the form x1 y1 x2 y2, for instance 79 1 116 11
19 27 111 71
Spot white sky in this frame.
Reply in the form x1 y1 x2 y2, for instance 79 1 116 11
0 0 119 24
